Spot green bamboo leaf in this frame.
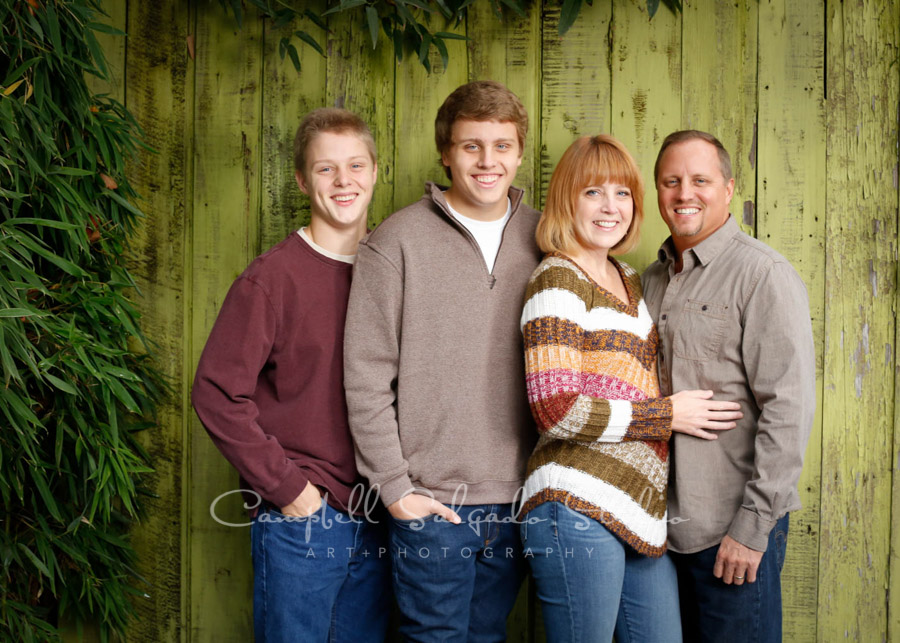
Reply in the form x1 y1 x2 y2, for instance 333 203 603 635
499 0 527 17
433 36 449 70
18 544 51 578
3 218 80 230
559 0 583 36
285 42 302 73
366 7 379 49
402 0 434 12
647 0 660 18
294 30 324 57
107 377 140 414
302 9 328 32
104 365 142 382
30 468 63 522
433 32 468 40
44 372 78 395
2 57 41 87
0 308 43 318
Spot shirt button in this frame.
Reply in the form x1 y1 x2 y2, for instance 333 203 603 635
701 305 708 311
661 314 667 320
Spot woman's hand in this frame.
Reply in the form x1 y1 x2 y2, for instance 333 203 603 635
670 390 743 439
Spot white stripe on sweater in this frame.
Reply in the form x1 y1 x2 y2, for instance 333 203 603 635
521 462 667 548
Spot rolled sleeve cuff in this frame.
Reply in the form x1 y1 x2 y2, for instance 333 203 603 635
375 473 416 508
727 507 778 552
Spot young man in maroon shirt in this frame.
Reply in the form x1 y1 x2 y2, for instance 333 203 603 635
192 108 389 643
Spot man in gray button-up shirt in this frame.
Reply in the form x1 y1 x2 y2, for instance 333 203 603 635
642 130 815 643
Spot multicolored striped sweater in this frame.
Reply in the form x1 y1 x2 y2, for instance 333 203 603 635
518 253 674 557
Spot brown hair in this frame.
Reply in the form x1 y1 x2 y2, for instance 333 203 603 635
434 80 528 180
653 129 732 183
293 107 376 174
536 135 644 256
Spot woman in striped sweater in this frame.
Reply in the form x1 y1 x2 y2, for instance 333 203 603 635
518 135 742 643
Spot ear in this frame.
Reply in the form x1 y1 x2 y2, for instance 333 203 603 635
295 170 309 196
724 177 735 205
441 150 450 169
371 162 378 184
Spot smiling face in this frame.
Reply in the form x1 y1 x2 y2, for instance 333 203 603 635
656 138 734 251
441 119 523 222
295 131 377 232
573 182 634 255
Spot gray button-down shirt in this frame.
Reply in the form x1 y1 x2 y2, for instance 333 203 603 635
642 216 815 553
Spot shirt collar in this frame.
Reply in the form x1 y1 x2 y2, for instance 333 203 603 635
657 215 739 268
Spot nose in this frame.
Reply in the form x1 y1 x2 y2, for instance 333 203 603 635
333 166 351 186
676 181 693 201
478 147 495 168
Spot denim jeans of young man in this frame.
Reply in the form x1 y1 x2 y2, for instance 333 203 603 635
670 513 790 643
251 498 390 643
521 501 682 643
389 503 526 642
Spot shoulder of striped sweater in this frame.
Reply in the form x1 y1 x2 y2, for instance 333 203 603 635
530 254 583 281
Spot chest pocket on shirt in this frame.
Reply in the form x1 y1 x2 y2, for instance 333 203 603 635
673 299 729 361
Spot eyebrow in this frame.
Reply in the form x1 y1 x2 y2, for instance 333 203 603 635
456 137 516 144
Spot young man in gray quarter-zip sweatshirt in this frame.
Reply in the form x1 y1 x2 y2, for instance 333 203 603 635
344 80 542 642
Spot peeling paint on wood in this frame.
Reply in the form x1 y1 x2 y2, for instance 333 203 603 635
79 1 900 640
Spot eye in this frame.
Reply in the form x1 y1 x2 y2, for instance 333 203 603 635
318 166 333 174
497 143 510 151
695 178 707 185
584 188 600 197
617 189 631 197
664 179 678 187
464 144 479 152
351 163 365 170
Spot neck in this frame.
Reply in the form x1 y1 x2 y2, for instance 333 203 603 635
569 248 613 282
444 189 508 222
307 217 367 256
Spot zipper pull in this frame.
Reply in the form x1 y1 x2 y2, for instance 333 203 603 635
489 276 497 289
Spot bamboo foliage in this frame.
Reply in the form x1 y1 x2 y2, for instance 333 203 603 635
0 1 161 640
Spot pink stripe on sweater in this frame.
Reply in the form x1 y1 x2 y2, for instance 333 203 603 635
526 369 649 403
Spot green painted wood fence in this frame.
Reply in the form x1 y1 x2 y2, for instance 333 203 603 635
82 0 899 640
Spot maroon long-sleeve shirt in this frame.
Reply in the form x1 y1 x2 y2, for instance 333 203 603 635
192 232 362 512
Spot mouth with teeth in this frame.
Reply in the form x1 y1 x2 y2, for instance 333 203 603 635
674 206 701 215
473 174 501 187
592 220 618 229
332 194 358 205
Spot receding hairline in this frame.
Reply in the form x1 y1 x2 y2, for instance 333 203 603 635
654 130 732 183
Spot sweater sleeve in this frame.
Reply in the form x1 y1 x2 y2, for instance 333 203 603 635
343 242 413 508
191 277 308 509
522 264 672 443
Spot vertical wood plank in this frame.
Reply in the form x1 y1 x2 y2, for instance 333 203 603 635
189 4 263 640
325 9 396 227
392 23 467 211
755 2 826 639
259 9 327 249
84 0 126 101
124 0 193 640
681 0 758 237
538 1 612 209
466 3 542 208
821 0 899 639
610 0 681 270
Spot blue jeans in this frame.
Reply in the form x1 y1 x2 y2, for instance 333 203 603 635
669 514 790 643
521 502 681 643
389 503 526 642
251 499 390 643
